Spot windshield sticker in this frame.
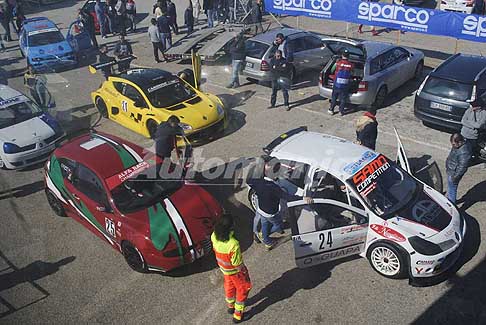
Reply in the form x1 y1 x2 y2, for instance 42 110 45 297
147 79 178 93
28 27 58 36
352 155 390 192
106 161 150 190
0 95 28 108
343 151 378 175
80 138 106 150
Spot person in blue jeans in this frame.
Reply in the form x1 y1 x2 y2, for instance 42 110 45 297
95 0 107 38
329 50 354 116
157 10 172 50
227 33 245 88
445 133 472 203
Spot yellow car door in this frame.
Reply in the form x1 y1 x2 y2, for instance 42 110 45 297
119 83 150 135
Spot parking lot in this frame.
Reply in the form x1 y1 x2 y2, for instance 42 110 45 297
1 0 486 324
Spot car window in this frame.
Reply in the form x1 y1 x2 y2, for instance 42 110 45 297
290 203 365 235
123 84 144 102
288 38 306 53
477 73 486 97
28 31 64 47
245 40 269 59
326 41 363 57
73 163 108 205
422 77 472 102
391 47 409 64
303 36 323 50
113 82 124 94
278 159 309 189
370 52 395 74
309 171 348 204
58 158 76 181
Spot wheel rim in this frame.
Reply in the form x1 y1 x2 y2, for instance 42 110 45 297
124 245 144 271
250 191 258 211
47 192 63 215
371 246 400 276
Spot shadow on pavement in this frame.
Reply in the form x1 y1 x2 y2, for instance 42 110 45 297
458 180 486 212
0 180 45 200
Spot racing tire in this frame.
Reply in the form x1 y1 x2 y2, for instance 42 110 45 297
147 120 158 139
45 189 66 217
248 188 258 212
122 241 147 273
372 86 387 109
414 61 424 80
95 97 108 118
367 242 407 279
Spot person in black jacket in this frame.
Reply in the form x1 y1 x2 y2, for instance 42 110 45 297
227 33 245 88
184 2 194 35
250 0 263 36
167 0 178 34
157 10 172 50
269 50 291 111
79 9 98 48
446 133 472 203
113 35 133 72
355 107 378 150
155 115 183 158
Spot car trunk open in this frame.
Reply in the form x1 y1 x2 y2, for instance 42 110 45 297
321 56 365 94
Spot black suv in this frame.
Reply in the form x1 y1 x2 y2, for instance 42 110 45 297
414 53 486 131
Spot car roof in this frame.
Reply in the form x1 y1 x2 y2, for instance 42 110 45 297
248 28 305 44
23 17 57 33
361 41 395 58
120 68 174 89
432 54 486 83
269 131 377 180
0 84 23 100
56 132 144 180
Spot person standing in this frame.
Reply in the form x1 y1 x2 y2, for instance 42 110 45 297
355 107 378 150
79 9 98 48
0 2 12 41
205 0 216 28
115 0 127 36
157 10 172 51
155 115 183 158
95 0 108 39
250 0 263 36
192 0 201 25
472 0 486 15
269 50 291 111
126 0 137 32
227 33 245 88
211 214 252 323
184 2 194 35
148 18 166 63
461 97 486 153
446 133 472 203
167 0 178 34
113 35 133 72
106 0 117 35
358 0 378 36
98 45 115 80
328 50 354 116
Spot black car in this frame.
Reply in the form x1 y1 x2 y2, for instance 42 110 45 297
414 53 486 131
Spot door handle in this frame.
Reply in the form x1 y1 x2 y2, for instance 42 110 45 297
299 242 312 247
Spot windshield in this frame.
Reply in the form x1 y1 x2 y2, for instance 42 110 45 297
110 165 183 214
347 155 418 218
0 99 43 129
422 76 472 102
29 31 64 47
145 77 196 108
245 41 270 59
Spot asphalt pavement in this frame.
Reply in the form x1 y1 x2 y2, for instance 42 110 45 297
0 1 486 324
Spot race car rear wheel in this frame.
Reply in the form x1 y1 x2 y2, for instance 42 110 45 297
367 242 407 279
147 119 158 139
248 188 258 212
95 97 108 118
45 189 66 217
122 241 147 273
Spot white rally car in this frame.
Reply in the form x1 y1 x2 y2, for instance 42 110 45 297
0 85 64 169
248 127 466 285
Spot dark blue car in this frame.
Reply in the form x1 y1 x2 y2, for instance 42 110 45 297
19 17 78 72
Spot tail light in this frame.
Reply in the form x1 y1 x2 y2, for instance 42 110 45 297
358 81 368 92
260 60 270 71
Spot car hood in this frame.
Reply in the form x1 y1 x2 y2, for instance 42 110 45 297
389 187 455 240
0 114 56 147
167 94 222 131
30 41 73 58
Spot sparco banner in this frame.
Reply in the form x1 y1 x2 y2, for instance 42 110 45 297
266 0 486 43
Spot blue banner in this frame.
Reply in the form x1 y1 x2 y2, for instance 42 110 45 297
266 0 486 43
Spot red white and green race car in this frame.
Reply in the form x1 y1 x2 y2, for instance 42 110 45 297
44 132 222 272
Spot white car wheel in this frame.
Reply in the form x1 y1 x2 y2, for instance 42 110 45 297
368 242 406 279
248 188 258 212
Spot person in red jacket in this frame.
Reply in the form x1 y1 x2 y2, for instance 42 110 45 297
329 50 354 116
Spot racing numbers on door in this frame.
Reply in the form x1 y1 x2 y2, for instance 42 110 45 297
105 218 115 238
319 232 333 250
121 100 128 112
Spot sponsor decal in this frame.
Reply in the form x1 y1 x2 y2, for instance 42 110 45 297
352 155 390 193
340 224 367 234
415 267 424 274
343 150 377 175
105 161 150 190
303 244 362 265
273 0 333 17
147 79 178 93
462 15 486 38
28 27 58 36
357 2 431 31
0 96 26 108
105 218 116 238
416 260 434 265
370 224 406 242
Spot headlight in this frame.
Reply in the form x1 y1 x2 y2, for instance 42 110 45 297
179 123 193 131
216 104 224 116
3 142 22 154
408 236 442 256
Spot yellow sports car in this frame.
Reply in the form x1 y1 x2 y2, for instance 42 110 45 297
90 66 226 142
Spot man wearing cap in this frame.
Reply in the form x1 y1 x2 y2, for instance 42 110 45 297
329 50 354 116
461 96 486 156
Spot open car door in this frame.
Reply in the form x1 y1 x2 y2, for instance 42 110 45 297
394 127 411 174
191 50 202 91
66 20 93 54
287 198 368 269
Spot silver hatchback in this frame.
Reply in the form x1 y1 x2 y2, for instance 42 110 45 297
318 40 424 108
242 28 337 82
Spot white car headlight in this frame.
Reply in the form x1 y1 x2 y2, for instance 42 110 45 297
216 104 224 116
179 122 193 131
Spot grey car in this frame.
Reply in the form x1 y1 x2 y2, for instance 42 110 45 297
243 28 351 83
318 40 425 108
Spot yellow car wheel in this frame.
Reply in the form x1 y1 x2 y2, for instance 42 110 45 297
147 119 158 139
95 97 108 118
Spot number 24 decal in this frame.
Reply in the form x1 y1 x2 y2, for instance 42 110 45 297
319 232 333 250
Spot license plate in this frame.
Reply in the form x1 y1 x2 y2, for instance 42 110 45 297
246 62 253 68
430 102 452 111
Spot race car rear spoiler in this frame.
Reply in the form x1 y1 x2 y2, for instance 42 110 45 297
263 126 308 154
88 55 137 74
